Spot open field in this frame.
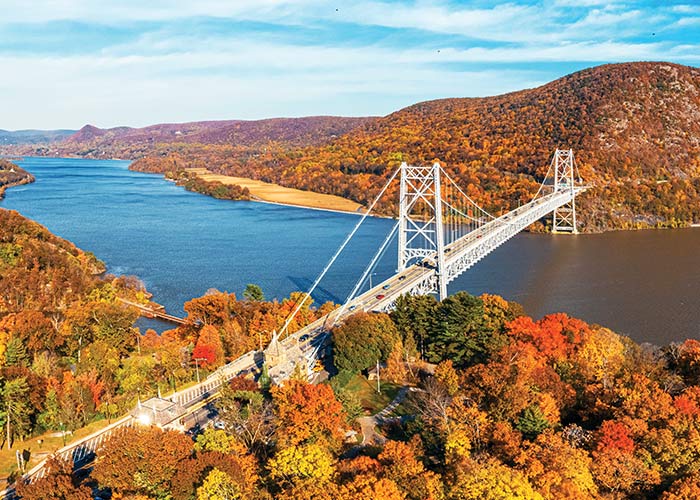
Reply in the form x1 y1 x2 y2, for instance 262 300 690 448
344 374 401 415
185 168 364 214
0 419 113 481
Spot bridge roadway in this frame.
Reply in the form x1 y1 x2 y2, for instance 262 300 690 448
2 186 584 497
271 186 586 378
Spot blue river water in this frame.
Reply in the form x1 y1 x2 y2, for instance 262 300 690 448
3 157 700 345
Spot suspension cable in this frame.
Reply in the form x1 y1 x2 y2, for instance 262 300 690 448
338 220 400 319
530 153 556 202
438 166 498 221
278 165 401 338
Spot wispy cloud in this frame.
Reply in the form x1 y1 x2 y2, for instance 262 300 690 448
0 0 697 129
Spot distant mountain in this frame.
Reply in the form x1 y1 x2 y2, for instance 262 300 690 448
11 116 373 159
0 129 76 145
4 62 700 232
132 61 697 232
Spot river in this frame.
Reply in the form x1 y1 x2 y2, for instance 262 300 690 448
2 157 699 345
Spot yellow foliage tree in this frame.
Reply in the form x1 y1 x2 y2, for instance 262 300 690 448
447 458 543 500
268 443 335 485
196 468 241 500
575 327 625 389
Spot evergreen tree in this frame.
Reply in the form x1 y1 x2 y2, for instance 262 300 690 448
391 294 438 359
2 377 31 448
243 284 265 302
4 337 29 367
427 292 496 367
516 405 550 440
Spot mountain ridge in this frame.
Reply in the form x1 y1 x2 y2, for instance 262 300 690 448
3 61 699 232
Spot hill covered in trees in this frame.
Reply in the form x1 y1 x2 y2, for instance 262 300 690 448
0 130 75 146
4 62 699 231
130 62 700 232
0 160 34 199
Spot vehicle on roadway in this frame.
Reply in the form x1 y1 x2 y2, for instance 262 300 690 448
398 275 406 281
299 334 310 342
382 284 390 290
376 294 385 300
348 305 356 311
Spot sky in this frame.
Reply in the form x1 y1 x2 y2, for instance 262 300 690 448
1 0 699 130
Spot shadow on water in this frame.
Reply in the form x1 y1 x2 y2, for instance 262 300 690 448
287 276 343 305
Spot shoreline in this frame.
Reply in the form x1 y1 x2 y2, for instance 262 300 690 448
246 196 392 218
184 167 367 215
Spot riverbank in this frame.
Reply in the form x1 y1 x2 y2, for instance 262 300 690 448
184 167 365 214
0 159 34 199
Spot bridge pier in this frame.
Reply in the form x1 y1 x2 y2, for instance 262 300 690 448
552 149 580 234
397 161 448 301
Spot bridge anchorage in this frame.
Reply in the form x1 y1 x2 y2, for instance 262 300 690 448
263 148 588 382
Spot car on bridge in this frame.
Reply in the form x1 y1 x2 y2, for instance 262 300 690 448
376 294 385 300
382 284 390 290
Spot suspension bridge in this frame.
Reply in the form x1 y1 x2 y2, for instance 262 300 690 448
3 149 586 497
265 148 586 381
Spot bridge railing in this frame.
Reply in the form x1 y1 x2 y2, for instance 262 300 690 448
1 415 136 499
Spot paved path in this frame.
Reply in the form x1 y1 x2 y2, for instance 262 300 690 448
358 386 410 445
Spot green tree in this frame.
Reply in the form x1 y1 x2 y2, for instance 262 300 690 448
332 312 400 373
243 284 265 302
2 376 31 448
427 292 498 367
516 404 550 440
391 294 438 358
38 388 62 431
4 337 29 367
194 427 239 454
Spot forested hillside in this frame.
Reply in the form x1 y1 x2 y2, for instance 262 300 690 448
0 160 34 199
131 62 700 232
5 62 700 231
17 289 700 499
0 208 331 465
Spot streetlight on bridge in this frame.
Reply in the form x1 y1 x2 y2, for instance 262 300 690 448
193 358 206 384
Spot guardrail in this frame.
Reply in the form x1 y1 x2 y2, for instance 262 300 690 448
1 415 136 499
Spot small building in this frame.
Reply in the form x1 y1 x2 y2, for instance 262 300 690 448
132 397 184 427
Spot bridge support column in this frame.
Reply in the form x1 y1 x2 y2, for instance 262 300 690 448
552 149 579 234
396 161 447 301
397 162 409 271
433 162 448 301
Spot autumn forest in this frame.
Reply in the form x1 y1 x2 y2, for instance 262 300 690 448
0 204 699 499
1 60 700 500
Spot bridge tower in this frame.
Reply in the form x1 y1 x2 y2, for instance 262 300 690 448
552 149 579 233
397 162 448 300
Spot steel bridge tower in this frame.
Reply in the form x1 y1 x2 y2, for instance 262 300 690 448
397 162 448 300
552 149 579 233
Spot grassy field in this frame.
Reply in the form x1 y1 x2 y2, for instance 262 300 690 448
0 419 114 482
186 168 364 213
344 374 401 416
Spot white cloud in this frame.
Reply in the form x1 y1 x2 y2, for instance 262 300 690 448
0 0 697 129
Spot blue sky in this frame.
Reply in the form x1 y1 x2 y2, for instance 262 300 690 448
1 0 698 129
